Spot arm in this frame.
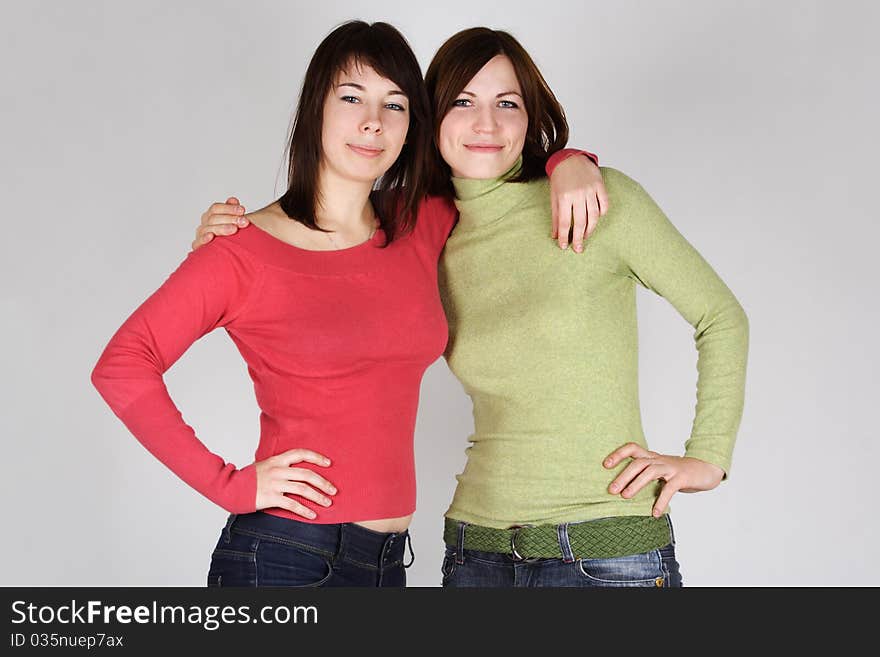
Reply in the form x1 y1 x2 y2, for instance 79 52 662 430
191 149 607 254
599 169 749 514
91 243 335 517
545 149 609 253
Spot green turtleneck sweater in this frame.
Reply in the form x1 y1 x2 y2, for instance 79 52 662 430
438 164 749 528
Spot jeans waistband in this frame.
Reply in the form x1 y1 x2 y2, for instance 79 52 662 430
444 515 674 564
225 512 414 570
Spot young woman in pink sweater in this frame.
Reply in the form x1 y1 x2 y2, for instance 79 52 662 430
92 21 605 587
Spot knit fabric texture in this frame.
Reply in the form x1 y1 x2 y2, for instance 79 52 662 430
439 160 749 528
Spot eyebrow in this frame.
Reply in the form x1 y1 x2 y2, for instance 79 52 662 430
336 82 407 97
459 90 523 99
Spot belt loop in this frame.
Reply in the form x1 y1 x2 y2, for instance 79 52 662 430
377 533 396 588
332 524 347 567
664 514 676 546
403 532 415 569
455 521 466 565
221 513 237 544
557 523 575 563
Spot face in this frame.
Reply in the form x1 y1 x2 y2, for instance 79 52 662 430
438 55 528 179
320 62 410 185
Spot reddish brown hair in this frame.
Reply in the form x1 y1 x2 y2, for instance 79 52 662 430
278 21 432 243
424 27 569 197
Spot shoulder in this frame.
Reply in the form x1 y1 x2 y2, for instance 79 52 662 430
183 231 263 282
598 167 664 221
600 167 644 197
413 194 457 248
418 194 457 224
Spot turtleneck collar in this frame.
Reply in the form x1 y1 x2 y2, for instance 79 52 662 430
451 156 535 231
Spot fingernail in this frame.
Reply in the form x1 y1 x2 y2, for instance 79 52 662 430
575 245 583 253
323 458 331 465
609 484 618 493
237 217 248 226
604 458 613 466
329 487 337 494
236 206 245 213
307 511 316 519
323 498 332 506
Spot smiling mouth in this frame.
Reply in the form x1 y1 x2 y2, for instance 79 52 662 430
347 144 384 158
464 144 504 153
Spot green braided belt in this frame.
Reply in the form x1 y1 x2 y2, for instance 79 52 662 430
443 515 672 560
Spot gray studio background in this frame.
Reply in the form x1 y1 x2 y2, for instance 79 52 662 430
2 0 877 586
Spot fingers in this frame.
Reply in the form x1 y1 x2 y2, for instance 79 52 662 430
571 197 587 253
550 192 559 239
652 479 680 518
585 193 600 239
617 462 666 499
191 232 213 251
284 467 337 496
557 203 572 250
276 448 332 468
603 442 655 469
273 495 318 520
597 184 610 216
193 198 247 252
197 222 238 241
278 481 333 508
607 457 649 496
203 201 246 222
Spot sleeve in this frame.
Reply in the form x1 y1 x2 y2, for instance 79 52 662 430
604 169 749 477
90 241 262 513
545 148 600 176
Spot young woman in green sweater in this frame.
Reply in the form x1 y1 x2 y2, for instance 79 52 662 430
425 28 747 587
193 27 748 587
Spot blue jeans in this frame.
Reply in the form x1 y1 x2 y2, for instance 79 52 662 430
207 512 413 587
441 517 683 588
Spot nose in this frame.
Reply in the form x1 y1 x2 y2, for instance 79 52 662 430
471 105 497 134
360 108 382 135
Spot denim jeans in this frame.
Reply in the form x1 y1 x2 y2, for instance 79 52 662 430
441 516 683 588
207 512 413 587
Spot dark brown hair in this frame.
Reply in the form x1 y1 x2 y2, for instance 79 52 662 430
424 27 569 197
278 21 432 243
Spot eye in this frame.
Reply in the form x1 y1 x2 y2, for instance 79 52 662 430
452 98 473 108
498 99 519 109
340 95 360 104
385 102 407 112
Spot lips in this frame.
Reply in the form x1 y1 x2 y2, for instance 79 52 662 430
464 143 504 153
347 144 384 158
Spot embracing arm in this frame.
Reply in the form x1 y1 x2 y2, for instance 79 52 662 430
190 149 608 254
545 149 609 252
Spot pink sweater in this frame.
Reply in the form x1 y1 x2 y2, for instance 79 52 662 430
91 148 595 523
92 196 457 522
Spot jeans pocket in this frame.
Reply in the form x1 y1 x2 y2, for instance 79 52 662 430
576 549 666 587
658 543 683 587
207 531 259 587
254 538 334 587
440 548 457 585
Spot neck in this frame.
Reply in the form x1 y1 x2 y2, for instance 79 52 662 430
451 155 535 231
315 164 376 232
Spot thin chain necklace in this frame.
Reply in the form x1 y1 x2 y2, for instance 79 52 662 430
324 217 378 250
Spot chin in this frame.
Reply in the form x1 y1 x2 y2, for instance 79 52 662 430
459 164 509 179
344 162 391 183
